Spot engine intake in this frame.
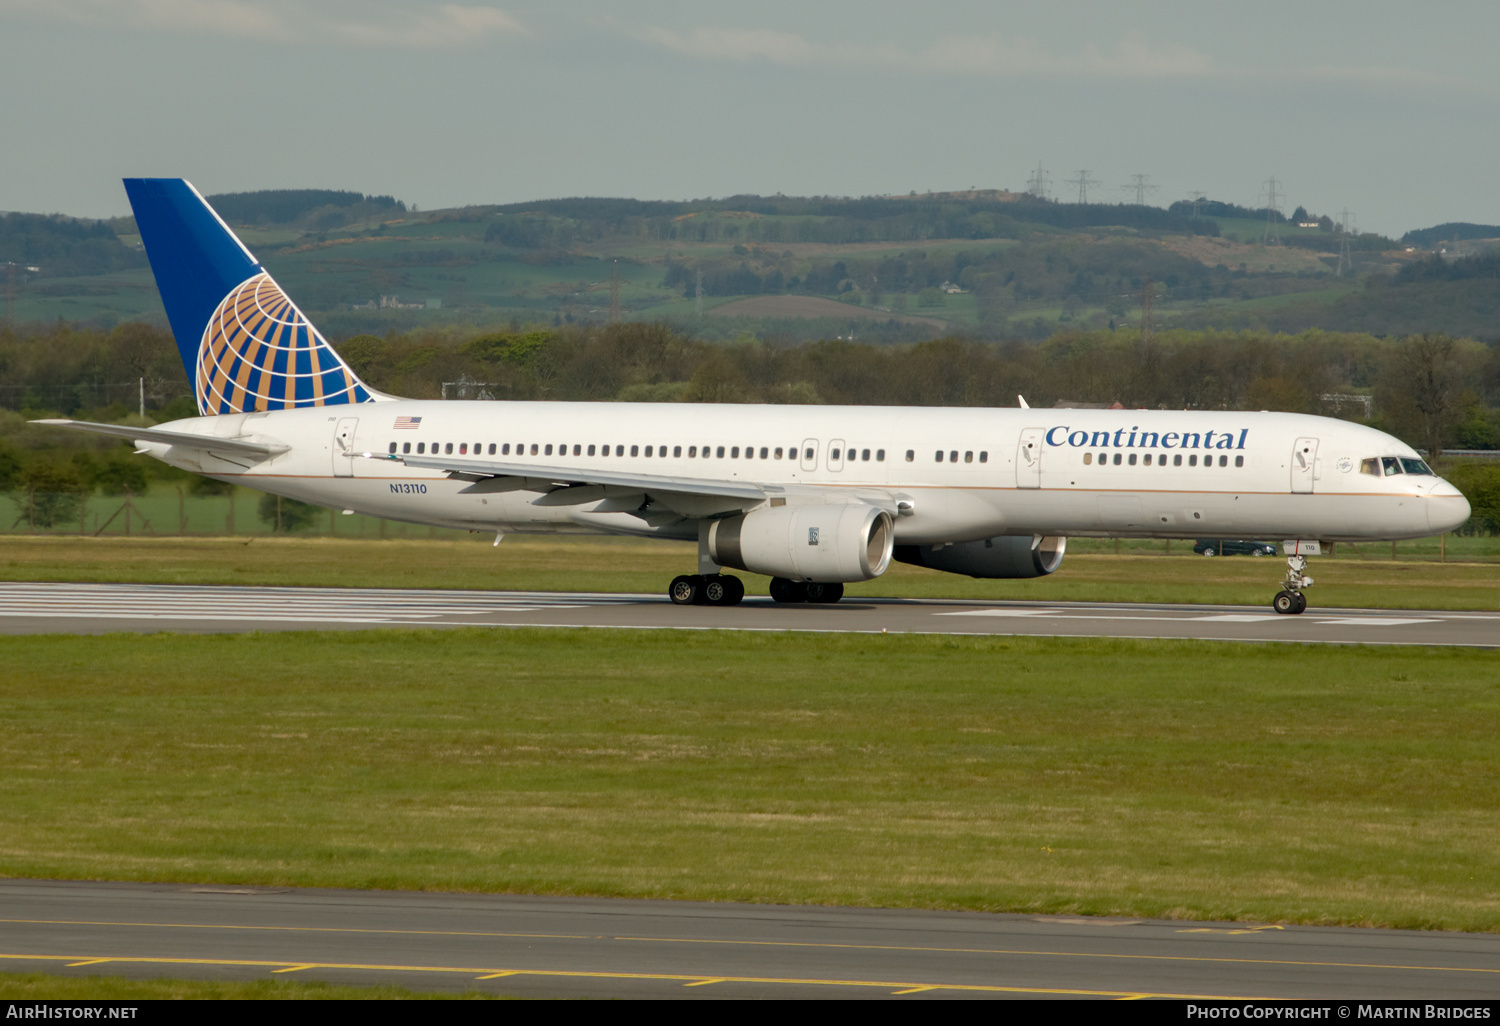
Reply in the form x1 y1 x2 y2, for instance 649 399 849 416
894 535 1066 579
709 503 894 582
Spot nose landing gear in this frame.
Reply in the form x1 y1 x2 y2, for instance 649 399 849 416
1272 548 1315 615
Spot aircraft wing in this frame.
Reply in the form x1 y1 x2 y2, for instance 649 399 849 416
361 451 771 508
31 419 289 457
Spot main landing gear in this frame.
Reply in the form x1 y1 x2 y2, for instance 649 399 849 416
769 578 844 604
1272 553 1314 615
669 574 745 606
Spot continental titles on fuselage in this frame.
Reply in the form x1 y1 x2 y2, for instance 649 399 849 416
1045 426 1251 450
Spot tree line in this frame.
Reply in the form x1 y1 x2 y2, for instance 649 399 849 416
3 319 1497 530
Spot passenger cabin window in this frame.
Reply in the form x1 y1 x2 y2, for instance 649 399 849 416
877 450 886 461
1112 453 1121 466
388 442 397 454
935 451 944 462
417 443 426 454
978 451 986 463
459 443 467 454
445 443 454 454
717 446 726 458
905 450 914 462
1083 452 1093 465
1128 453 1137 466
773 447 782 459
964 451 973 463
402 442 411 454
1235 455 1244 467
630 445 639 457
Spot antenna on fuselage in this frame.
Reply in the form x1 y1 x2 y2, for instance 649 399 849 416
1018 395 1030 409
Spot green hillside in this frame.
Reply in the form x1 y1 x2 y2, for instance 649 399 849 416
0 189 1492 344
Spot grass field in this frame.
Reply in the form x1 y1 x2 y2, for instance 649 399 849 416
1 534 1497 610
2 628 1498 930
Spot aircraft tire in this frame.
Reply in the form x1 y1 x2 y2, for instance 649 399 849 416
805 582 844 604
721 575 745 605
669 575 701 606
769 577 808 603
1273 590 1298 614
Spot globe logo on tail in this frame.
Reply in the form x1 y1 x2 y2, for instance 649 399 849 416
198 273 373 414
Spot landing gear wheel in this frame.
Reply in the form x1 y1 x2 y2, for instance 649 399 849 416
1292 591 1307 614
701 574 744 607
805 582 845 604
769 577 808 603
702 576 728 605
722 575 745 605
1273 590 1303 615
669 575 702 606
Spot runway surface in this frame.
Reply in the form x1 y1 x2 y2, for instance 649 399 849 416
0 581 1495 645
3 879 1498 1000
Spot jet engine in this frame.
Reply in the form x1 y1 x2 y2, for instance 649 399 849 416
894 535 1066 579
708 503 894 582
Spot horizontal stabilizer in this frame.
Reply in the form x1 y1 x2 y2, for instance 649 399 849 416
32 419 289 457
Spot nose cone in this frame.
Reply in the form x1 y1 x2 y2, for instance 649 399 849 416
1427 479 1472 533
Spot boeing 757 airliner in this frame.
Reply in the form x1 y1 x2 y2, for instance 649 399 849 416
35 180 1471 614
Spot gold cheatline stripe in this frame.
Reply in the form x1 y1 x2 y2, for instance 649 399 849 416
0 953 1253 999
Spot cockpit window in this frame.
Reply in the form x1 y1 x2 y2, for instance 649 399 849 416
1360 458 1379 476
1400 458 1433 476
1381 456 1403 476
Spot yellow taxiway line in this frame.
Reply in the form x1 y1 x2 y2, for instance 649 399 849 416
0 953 1255 999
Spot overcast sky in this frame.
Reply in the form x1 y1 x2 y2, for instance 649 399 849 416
1 0 1496 237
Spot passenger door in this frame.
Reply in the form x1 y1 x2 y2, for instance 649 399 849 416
1291 436 1318 494
1016 427 1044 489
333 417 359 477
800 438 818 473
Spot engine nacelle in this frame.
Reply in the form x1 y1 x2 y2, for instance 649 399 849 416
709 503 894 582
894 535 1066 579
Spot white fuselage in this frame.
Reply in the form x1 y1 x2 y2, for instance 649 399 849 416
141 401 1471 545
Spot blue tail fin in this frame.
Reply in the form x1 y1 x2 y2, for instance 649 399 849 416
124 178 377 415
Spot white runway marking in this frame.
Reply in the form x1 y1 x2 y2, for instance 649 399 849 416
939 607 1442 627
0 582 633 625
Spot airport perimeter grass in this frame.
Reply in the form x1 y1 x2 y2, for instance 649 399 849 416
2 535 1498 610
2 628 1499 931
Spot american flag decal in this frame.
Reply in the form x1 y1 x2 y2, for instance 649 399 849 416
394 416 422 429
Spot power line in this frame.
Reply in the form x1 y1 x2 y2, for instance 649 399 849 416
1065 169 1103 205
1025 161 1052 200
608 259 622 322
1259 176 1283 246
1122 174 1160 206
1335 208 1356 277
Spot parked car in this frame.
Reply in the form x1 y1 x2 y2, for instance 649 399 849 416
1194 540 1278 558
1194 539 1277 557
